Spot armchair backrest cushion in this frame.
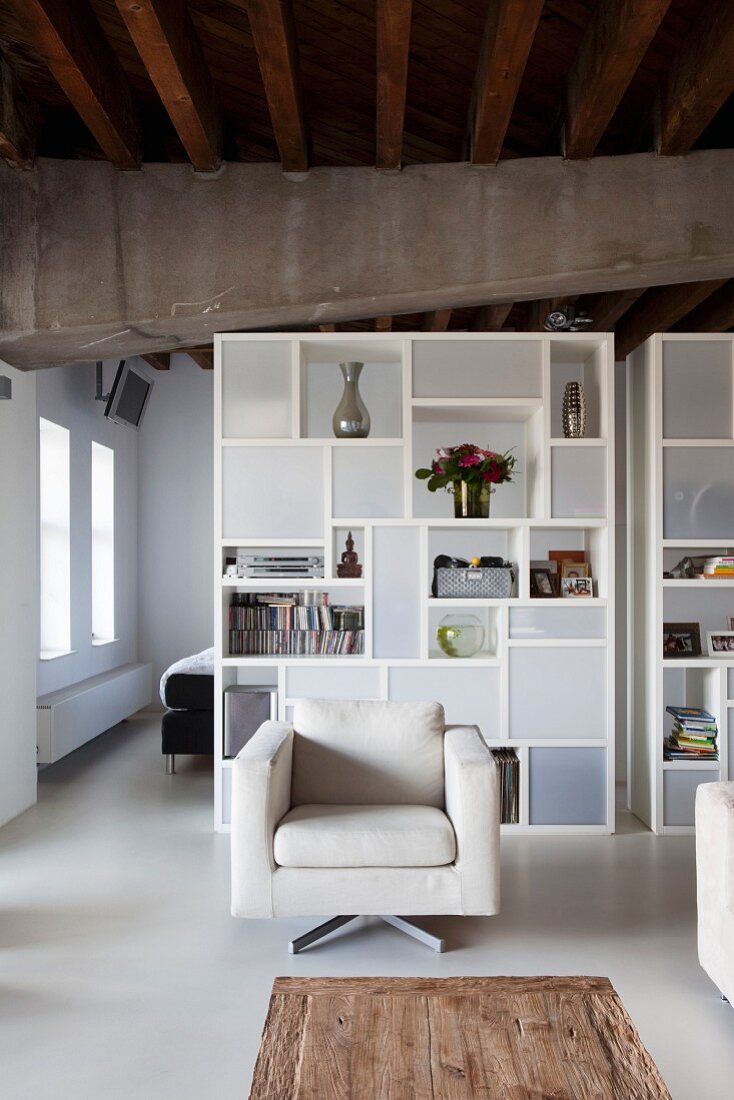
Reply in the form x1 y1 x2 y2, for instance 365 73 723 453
291 698 446 807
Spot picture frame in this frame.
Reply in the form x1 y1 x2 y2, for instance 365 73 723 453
662 622 701 658
707 630 734 657
530 559 557 574
728 616 734 631
530 568 556 598
530 559 559 595
561 577 593 598
549 549 586 570
561 561 590 580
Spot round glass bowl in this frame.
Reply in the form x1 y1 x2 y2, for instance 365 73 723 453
436 614 485 658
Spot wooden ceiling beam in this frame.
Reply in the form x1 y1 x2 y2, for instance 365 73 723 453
142 352 170 370
657 0 734 155
564 0 672 159
0 57 40 169
423 309 452 332
576 288 644 330
671 280 734 332
614 279 728 358
115 0 222 172
471 304 513 331
247 0 308 173
186 347 213 369
470 0 545 166
16 0 142 169
376 0 412 171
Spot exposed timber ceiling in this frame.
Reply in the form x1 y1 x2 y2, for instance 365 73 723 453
0 0 733 368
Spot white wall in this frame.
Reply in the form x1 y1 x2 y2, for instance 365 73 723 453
136 354 213 693
0 362 38 825
36 361 138 696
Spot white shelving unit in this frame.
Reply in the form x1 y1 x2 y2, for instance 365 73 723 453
629 334 734 834
214 332 615 833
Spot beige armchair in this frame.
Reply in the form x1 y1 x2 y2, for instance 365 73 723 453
230 698 500 952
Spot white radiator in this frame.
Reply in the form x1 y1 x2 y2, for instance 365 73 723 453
36 663 152 764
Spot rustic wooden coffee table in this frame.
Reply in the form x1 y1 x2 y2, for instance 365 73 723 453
249 976 671 1098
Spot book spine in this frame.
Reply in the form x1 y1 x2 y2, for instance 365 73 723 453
227 629 365 657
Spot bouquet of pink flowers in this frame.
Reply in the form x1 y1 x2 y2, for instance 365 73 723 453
415 443 516 492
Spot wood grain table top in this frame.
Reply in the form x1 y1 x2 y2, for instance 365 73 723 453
249 976 671 1099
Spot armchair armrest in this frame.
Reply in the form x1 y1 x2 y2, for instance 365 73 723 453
444 726 500 915
231 721 293 918
696 783 734 920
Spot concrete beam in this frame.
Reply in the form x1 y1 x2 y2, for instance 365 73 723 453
1 151 734 368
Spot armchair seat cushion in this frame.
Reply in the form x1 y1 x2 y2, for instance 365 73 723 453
273 804 456 869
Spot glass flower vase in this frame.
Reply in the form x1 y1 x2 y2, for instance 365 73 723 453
453 479 492 519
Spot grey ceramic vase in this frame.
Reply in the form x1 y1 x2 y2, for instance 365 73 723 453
332 362 370 438
562 381 587 438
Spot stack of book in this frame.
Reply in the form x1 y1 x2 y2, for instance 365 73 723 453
703 556 734 579
664 705 719 760
228 592 364 656
491 748 520 824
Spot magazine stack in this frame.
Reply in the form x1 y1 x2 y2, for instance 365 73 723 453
490 748 520 824
664 705 718 761
703 556 734 579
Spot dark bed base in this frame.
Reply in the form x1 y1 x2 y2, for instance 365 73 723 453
161 673 214 773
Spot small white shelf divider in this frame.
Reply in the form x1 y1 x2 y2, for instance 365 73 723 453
214 332 615 833
629 334 734 835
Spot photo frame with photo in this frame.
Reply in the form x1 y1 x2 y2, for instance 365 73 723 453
561 561 590 580
530 568 556 598
561 577 593 598
662 622 701 658
707 630 734 657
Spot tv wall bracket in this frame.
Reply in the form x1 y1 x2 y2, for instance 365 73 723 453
95 359 125 402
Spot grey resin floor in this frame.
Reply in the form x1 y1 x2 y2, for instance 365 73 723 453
1 715 733 1099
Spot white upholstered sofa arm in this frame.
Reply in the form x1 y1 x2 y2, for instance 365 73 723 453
696 782 734 1003
697 782 734 916
444 726 500 915
231 721 293 918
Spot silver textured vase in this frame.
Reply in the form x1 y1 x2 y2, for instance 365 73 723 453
332 361 370 438
562 381 587 438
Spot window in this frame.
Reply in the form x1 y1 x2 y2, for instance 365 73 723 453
91 441 115 644
39 418 71 658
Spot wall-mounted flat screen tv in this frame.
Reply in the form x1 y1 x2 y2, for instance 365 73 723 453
104 361 153 430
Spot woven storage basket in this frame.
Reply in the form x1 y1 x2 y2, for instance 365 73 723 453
435 566 514 599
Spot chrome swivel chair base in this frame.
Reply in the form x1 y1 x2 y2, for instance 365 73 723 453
288 914 446 954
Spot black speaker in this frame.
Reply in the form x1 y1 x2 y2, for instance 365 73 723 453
223 686 277 758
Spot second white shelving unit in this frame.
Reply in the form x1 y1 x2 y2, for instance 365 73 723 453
629 334 734 834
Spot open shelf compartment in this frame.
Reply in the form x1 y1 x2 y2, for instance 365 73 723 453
411 408 542 520
549 336 606 440
299 337 404 441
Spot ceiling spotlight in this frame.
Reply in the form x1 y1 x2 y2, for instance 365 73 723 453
544 306 594 332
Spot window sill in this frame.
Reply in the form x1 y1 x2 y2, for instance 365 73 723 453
92 637 120 647
40 649 77 662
